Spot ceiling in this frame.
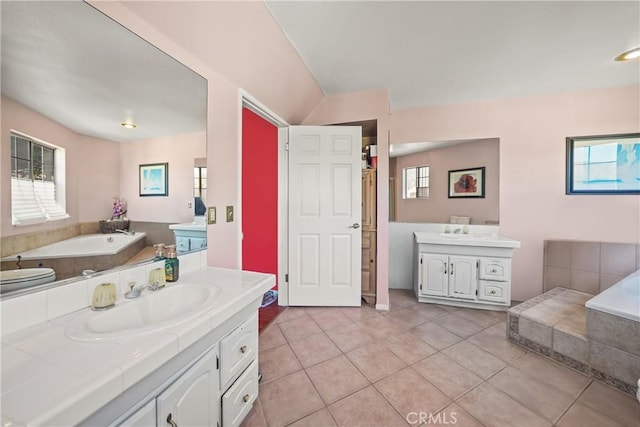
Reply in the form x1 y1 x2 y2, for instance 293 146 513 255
1 1 207 143
266 1 640 111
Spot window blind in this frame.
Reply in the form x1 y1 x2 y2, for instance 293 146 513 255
11 178 69 225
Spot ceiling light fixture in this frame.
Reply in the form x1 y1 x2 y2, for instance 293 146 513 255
120 121 137 129
615 47 640 62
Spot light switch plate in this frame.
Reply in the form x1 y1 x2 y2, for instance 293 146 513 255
226 206 234 222
207 207 216 224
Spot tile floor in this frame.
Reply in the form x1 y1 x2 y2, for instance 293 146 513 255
241 290 640 427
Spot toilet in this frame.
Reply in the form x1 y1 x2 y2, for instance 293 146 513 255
0 268 56 294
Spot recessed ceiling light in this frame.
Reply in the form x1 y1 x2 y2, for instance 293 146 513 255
120 121 137 129
615 47 640 62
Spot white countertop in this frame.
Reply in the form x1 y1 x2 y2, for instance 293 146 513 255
414 232 521 249
168 222 206 232
0 267 274 426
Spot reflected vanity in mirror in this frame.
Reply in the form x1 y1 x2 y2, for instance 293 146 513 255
0 2 207 296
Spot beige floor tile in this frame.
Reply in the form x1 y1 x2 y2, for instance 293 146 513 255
240 399 266 427
454 307 505 328
431 403 483 427
433 313 484 338
556 402 624 427
258 323 287 351
289 333 342 368
259 371 325 427
287 408 337 427
278 315 323 342
510 352 590 398
457 383 551 427
409 322 462 350
305 355 369 404
339 305 378 321
411 353 482 399
258 344 302 383
409 302 450 320
308 309 354 332
325 322 376 353
384 305 439 329
383 331 437 364
374 366 451 424
576 381 640 427
442 340 507 379
328 385 409 427
346 342 406 382
488 366 575 423
275 307 309 324
356 313 405 339
389 289 419 309
466 326 526 362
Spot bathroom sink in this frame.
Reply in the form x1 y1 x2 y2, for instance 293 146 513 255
438 233 491 240
66 284 218 341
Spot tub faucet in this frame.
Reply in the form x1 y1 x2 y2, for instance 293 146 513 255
115 229 134 236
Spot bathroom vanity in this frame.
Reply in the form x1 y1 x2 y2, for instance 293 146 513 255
0 265 273 427
169 220 207 254
413 230 520 310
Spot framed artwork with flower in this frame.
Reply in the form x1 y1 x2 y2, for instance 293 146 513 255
139 163 168 196
448 167 485 198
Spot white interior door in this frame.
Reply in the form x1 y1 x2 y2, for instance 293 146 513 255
288 126 362 306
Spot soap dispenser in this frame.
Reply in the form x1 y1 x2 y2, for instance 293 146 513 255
153 243 166 261
164 245 180 282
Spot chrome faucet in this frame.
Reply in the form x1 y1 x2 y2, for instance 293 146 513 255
115 228 134 236
453 228 462 234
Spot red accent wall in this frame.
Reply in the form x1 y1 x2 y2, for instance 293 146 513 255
242 108 278 289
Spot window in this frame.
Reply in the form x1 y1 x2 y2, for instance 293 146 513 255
194 166 207 204
10 133 68 225
403 165 430 199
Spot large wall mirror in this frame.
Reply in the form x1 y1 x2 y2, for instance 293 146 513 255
0 1 207 294
389 138 500 225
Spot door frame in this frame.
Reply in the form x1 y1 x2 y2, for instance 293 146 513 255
239 90 290 305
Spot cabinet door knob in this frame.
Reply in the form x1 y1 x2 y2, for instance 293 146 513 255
243 394 251 403
490 290 496 295
167 413 178 427
240 345 248 353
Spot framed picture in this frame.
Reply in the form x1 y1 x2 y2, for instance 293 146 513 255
448 167 485 198
139 163 168 196
566 133 640 195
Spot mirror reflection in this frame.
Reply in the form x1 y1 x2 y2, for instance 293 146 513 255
1 1 207 295
389 138 500 225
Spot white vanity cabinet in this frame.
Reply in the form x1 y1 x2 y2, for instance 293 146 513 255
118 400 156 427
414 232 519 311
157 347 220 427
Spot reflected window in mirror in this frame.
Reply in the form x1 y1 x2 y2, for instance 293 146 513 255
194 166 207 212
10 133 69 225
403 165 430 199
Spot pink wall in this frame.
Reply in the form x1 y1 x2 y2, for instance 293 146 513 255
303 88 392 309
92 1 324 270
0 96 120 237
119 132 206 223
393 139 500 224
392 85 640 300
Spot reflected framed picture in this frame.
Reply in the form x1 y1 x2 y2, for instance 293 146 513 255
139 162 168 196
448 167 485 198
566 133 640 195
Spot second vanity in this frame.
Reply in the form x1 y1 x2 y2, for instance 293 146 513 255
413 225 521 311
1 264 274 427
169 218 207 254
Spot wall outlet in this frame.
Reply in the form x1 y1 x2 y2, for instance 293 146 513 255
207 207 216 224
226 206 234 222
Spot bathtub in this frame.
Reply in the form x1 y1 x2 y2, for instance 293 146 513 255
586 269 640 322
0 233 147 281
1 233 147 261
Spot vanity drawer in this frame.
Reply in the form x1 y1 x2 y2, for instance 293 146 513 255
222 360 258 427
479 259 510 282
478 280 510 303
220 313 258 388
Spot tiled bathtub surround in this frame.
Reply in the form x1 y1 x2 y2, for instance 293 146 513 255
1 223 83 258
544 239 640 294
0 250 207 336
508 287 640 397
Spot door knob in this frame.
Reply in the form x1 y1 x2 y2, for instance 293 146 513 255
350 223 360 229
